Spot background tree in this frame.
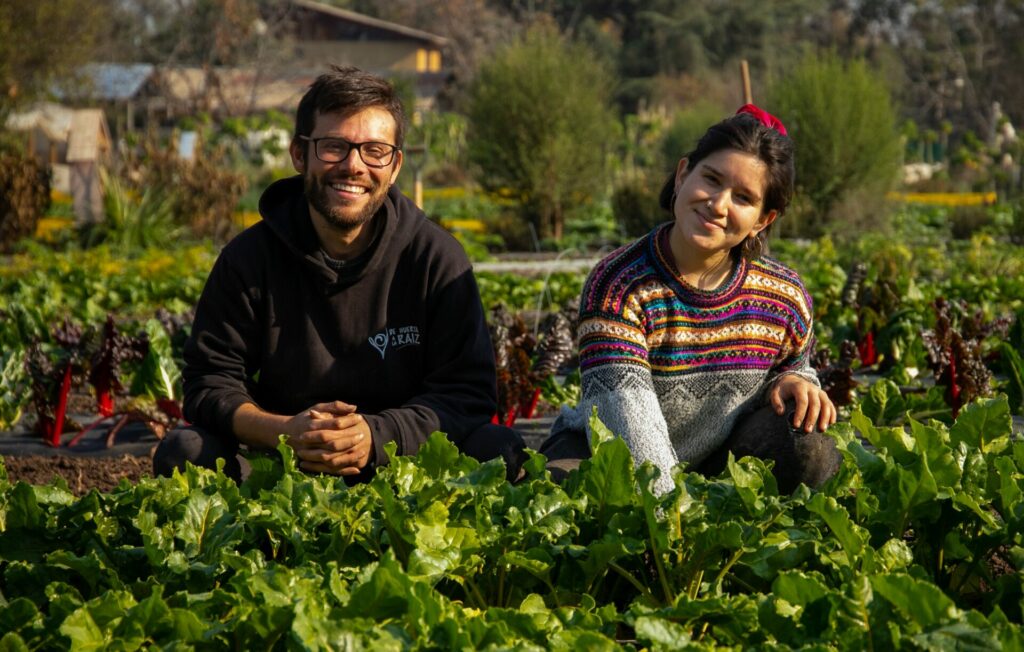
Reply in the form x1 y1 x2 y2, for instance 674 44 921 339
769 52 901 236
0 0 105 118
466 22 615 241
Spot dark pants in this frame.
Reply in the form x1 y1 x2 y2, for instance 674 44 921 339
153 422 529 484
539 402 841 493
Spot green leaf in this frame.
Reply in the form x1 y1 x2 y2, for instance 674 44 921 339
44 550 115 595
549 628 620 651
0 599 40 637
806 494 865 562
574 411 635 514
907 418 961 497
634 616 692 648
58 591 135 651
415 431 478 480
876 539 914 572
4 483 43 530
910 622 1001 652
860 379 906 426
502 549 554 584
587 406 615 449
772 571 830 606
128 319 180 399
995 456 1024 524
177 491 240 561
870 573 958 628
1000 342 1024 413
950 395 1012 453
726 454 774 514
0 632 30 652
340 555 414 621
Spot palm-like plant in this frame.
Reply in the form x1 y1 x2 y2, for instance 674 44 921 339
94 168 184 250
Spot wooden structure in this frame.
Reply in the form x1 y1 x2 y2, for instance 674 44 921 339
4 103 110 224
285 0 447 76
69 3 449 132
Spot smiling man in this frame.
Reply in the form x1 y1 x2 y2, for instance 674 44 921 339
154 66 527 483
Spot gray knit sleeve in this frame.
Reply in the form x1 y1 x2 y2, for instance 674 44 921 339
579 364 678 495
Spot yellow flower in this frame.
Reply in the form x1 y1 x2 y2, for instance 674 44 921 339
234 211 262 228
886 191 997 206
441 218 487 233
34 217 73 241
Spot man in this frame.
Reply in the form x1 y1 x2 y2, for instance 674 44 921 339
154 66 526 482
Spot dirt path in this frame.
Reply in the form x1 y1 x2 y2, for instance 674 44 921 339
2 455 152 496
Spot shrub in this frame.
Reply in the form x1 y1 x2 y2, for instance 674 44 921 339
466 22 616 242
660 99 730 171
123 138 247 242
1012 198 1024 244
0 150 49 252
146 142 247 241
612 175 665 238
769 52 901 236
949 205 993 240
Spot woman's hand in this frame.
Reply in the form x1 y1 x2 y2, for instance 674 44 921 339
768 374 836 433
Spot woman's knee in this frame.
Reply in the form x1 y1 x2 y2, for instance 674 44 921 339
718 402 840 492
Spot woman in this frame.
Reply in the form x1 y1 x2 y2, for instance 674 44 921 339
543 105 840 495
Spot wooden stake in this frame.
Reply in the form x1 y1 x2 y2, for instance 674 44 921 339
740 60 753 105
414 167 423 209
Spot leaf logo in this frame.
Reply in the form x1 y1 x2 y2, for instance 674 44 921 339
368 331 389 359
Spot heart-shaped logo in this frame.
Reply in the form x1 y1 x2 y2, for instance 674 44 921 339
368 331 389 359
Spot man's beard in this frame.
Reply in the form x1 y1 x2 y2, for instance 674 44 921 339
304 171 389 232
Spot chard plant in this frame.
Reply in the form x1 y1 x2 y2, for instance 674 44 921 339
1 397 1021 649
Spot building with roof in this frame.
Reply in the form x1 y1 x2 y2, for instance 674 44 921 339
68 2 449 134
5 103 110 222
283 0 447 77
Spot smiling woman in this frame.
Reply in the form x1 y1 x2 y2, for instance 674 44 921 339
542 106 841 495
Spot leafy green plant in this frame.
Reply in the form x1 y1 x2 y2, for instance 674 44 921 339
94 169 183 251
0 346 28 429
2 396 1022 648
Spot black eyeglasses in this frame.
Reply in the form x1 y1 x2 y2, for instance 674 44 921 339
299 136 400 168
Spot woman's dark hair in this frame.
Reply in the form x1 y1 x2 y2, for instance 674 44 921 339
658 112 795 260
293 65 406 154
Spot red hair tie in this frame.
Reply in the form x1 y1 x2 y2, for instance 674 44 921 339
736 104 787 136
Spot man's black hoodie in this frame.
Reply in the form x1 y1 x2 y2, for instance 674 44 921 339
182 176 496 466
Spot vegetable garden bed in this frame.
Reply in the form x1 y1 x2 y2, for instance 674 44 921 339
1 400 1023 648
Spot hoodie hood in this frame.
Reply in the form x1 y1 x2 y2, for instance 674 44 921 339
257 175 423 289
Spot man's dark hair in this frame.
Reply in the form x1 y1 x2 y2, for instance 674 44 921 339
658 113 795 259
293 65 406 153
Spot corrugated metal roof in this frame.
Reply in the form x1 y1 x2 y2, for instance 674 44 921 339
4 102 75 141
79 63 155 101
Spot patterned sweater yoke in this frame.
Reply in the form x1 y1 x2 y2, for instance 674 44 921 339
555 223 819 494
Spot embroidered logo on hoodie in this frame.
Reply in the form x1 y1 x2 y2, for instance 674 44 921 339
369 326 421 359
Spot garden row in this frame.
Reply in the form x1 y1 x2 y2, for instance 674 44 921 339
2 207 1024 446
1 399 1022 648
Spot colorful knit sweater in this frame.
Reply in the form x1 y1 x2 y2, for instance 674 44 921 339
552 223 819 493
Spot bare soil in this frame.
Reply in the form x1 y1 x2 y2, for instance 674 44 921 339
2 455 152 496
